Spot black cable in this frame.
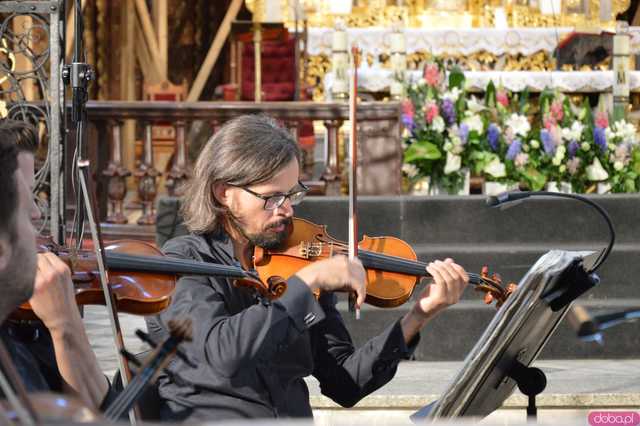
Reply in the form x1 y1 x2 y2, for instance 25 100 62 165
486 191 615 272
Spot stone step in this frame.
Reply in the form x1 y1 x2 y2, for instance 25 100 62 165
294 194 639 245
335 297 640 361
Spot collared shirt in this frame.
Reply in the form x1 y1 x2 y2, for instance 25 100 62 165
146 231 419 422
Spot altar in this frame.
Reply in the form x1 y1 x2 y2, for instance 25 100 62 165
305 26 640 99
324 70 640 98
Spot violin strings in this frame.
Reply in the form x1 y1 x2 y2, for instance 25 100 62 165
311 242 503 293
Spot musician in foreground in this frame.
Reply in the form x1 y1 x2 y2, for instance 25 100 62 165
148 114 469 421
0 120 113 410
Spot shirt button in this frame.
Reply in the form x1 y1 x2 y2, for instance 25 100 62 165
372 361 388 374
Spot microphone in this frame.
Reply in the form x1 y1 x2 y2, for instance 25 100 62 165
485 190 615 273
485 191 531 207
565 305 602 343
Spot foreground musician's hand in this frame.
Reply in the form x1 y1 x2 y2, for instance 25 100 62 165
400 258 469 344
295 255 367 309
28 253 109 409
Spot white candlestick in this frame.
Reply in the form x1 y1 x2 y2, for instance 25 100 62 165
539 0 561 15
493 7 508 29
390 32 405 53
264 0 282 22
333 30 348 51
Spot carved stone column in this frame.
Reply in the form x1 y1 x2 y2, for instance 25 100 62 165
166 120 190 196
321 119 343 195
102 120 131 224
134 123 160 225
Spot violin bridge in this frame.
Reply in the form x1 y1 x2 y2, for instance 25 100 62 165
299 242 322 259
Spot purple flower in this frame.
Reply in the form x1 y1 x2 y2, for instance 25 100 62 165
506 138 522 160
402 114 415 130
594 127 607 153
441 98 456 126
568 140 579 158
458 123 469 145
541 128 555 156
487 123 500 151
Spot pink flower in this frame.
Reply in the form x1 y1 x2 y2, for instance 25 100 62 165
550 125 563 146
550 101 564 122
543 115 556 130
496 90 509 107
595 110 609 129
424 102 439 124
514 153 529 168
423 63 441 87
402 100 415 119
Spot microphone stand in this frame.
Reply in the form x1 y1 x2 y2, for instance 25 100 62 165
62 1 137 423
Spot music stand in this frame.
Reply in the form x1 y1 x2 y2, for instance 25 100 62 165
411 250 599 422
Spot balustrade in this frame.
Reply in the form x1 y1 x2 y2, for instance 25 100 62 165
84 101 401 228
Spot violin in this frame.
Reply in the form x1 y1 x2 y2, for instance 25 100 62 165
12 237 285 321
253 217 516 308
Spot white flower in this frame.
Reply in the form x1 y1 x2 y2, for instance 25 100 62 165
605 127 615 141
505 113 530 137
418 78 427 87
467 96 485 113
614 161 624 171
561 121 583 141
431 115 445 133
586 157 609 181
442 87 462 102
530 139 540 149
444 152 461 175
514 153 529 168
463 114 484 135
402 163 419 178
581 142 591 152
484 157 506 178
444 141 453 152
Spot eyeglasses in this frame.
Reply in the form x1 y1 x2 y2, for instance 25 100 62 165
233 181 309 210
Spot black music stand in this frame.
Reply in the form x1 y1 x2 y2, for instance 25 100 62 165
411 250 599 422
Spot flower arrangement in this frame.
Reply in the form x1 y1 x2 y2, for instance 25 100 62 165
401 62 473 194
401 64 640 194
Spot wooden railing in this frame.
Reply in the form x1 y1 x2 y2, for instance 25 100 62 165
84 101 402 228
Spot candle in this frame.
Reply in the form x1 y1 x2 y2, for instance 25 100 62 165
333 30 348 51
493 7 508 29
329 0 352 15
539 0 561 15
390 32 405 53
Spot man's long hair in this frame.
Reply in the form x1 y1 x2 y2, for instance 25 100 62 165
181 115 301 235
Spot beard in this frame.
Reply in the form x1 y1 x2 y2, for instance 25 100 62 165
231 216 293 250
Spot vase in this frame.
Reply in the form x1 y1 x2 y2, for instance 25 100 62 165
430 169 470 195
483 181 518 196
597 182 612 194
546 181 573 193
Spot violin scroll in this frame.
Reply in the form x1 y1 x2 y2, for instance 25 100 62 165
476 266 517 308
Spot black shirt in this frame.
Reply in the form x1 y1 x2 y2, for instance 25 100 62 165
0 321 118 412
0 321 62 393
146 231 418 422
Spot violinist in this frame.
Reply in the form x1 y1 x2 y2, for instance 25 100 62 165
0 120 115 411
146 114 469 421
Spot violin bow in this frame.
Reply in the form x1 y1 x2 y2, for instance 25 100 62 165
104 318 194 422
0 341 38 425
76 162 139 423
348 44 361 320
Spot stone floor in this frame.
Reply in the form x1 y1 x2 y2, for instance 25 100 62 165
85 306 640 425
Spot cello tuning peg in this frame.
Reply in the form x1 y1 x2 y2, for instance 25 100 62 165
120 349 142 368
135 329 157 348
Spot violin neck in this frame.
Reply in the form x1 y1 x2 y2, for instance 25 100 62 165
358 249 483 286
105 252 250 279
